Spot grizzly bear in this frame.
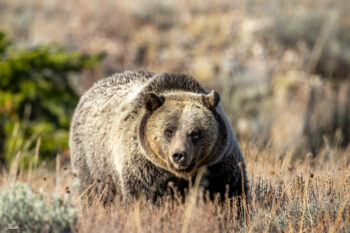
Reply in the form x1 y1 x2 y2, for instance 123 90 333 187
69 71 247 203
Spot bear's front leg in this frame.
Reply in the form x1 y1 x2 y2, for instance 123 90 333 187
205 155 248 201
120 168 170 204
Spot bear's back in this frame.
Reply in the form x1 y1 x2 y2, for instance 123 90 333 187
71 71 155 134
81 71 155 107
69 71 156 190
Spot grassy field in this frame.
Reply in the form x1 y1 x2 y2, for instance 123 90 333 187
1 141 349 232
1 0 350 232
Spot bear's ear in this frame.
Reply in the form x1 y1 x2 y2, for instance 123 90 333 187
202 90 220 109
145 92 165 112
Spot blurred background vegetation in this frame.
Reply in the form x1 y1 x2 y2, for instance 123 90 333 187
0 31 103 168
0 0 349 168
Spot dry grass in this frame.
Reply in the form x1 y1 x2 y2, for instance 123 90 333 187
1 141 349 233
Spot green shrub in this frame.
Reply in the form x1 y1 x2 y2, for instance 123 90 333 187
0 31 104 166
0 182 76 233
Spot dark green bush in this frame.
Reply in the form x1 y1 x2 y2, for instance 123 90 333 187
0 31 103 166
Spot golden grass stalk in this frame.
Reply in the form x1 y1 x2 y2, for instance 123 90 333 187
329 192 350 233
263 189 286 233
55 153 61 194
238 161 251 226
299 175 309 233
181 166 206 233
34 137 41 170
75 181 98 204
133 199 144 233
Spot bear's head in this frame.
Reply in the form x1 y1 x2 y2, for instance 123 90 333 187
140 90 222 178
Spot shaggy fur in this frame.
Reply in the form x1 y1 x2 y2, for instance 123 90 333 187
69 71 248 203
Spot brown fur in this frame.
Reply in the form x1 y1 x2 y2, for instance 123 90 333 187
69 71 248 203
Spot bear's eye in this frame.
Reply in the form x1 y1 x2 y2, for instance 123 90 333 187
164 128 175 138
190 130 201 143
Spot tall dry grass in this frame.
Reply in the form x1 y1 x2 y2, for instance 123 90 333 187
1 140 349 233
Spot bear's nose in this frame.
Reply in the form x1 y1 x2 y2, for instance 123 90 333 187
172 152 186 164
